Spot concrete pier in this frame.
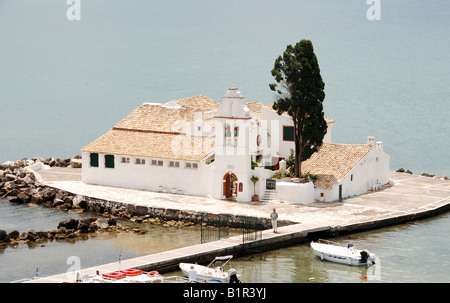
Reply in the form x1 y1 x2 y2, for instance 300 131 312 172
28 168 450 283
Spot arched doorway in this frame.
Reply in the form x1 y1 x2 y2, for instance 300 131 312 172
223 172 237 199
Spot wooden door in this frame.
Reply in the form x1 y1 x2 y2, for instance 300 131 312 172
223 174 231 198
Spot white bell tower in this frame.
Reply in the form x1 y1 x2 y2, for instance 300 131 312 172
212 86 253 202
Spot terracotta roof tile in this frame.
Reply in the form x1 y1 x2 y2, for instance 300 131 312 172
81 95 218 161
245 101 265 117
313 175 339 190
171 95 220 109
114 96 219 134
81 95 337 163
81 129 215 162
302 143 373 189
252 102 335 124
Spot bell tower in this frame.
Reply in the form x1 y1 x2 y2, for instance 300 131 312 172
212 86 253 202
215 86 251 154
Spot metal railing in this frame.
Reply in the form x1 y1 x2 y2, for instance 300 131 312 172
200 213 230 244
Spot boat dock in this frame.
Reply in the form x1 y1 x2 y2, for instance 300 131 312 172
27 222 328 283
27 169 450 283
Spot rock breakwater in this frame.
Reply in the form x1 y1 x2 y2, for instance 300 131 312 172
1 157 293 243
0 217 119 248
0 158 83 209
396 168 449 180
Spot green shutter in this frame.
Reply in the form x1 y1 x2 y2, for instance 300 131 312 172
105 154 115 168
283 126 294 141
90 153 99 167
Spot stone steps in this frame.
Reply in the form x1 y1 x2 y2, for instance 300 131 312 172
260 189 277 202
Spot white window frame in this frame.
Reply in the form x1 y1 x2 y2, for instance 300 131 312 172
151 159 164 166
169 161 180 168
185 162 198 169
135 158 145 165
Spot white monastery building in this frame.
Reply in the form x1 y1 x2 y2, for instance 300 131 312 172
81 87 390 203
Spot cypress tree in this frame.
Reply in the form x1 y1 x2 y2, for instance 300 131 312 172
269 40 327 177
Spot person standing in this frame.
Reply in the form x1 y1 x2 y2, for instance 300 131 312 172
270 208 278 233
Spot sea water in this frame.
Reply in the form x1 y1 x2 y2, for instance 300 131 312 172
3 197 450 283
0 198 205 283
0 0 449 283
0 0 448 176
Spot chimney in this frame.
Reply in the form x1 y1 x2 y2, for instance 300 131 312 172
367 136 374 147
376 141 383 152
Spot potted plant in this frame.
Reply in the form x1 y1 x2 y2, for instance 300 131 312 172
250 175 259 201
300 173 307 183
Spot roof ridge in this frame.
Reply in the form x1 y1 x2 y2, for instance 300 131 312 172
302 142 374 189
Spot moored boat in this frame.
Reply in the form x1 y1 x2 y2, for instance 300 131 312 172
311 239 376 266
80 269 163 283
179 255 240 283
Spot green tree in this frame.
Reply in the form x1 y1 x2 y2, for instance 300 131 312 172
269 40 327 177
250 175 259 196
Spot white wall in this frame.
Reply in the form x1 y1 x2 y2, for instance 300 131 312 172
314 145 390 202
81 152 214 197
323 122 333 143
260 107 334 161
212 113 253 202
253 166 276 197
211 153 253 202
277 181 315 204
342 147 390 197
315 187 337 203
261 107 293 160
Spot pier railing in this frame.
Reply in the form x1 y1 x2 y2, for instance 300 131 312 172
242 217 263 255
200 213 230 244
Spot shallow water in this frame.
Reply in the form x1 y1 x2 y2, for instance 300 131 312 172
166 212 450 283
3 197 450 282
0 198 205 282
0 0 449 178
0 1 449 283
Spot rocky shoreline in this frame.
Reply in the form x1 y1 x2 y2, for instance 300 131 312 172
3 157 447 249
0 156 288 230
395 167 449 180
0 157 201 248
0 217 117 248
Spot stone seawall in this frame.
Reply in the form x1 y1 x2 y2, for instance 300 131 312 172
0 158 294 248
86 197 293 229
3 157 448 250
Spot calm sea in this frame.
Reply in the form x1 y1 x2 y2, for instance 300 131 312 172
0 0 449 283
2 198 450 283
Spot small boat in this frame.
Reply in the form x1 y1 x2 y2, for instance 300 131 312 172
311 239 376 266
79 269 163 283
179 255 240 283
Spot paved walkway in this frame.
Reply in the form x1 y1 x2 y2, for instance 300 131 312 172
27 222 317 283
37 168 450 227
27 167 450 283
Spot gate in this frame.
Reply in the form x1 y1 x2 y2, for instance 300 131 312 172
242 217 263 255
201 213 230 244
266 178 276 190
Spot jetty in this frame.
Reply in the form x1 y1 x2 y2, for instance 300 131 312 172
26 167 450 283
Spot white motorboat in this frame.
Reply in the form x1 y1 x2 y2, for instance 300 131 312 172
311 239 376 266
179 255 240 283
